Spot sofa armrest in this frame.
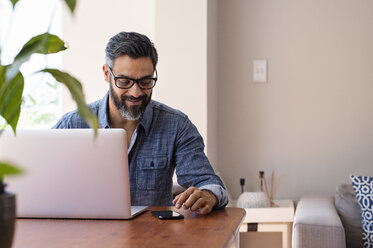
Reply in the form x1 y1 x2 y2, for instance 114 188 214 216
292 195 346 248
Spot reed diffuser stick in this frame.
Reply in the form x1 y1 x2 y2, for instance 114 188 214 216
273 175 283 197
262 175 270 198
270 171 274 201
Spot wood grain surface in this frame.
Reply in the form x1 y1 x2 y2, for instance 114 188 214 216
13 207 245 248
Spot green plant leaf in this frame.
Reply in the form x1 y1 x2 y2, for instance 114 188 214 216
10 0 19 8
64 0 77 13
6 33 68 81
0 64 5 84
28 95 37 105
0 66 24 133
41 69 98 134
46 81 58 89
0 161 22 177
0 160 22 185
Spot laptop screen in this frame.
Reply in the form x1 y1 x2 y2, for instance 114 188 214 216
0 129 136 219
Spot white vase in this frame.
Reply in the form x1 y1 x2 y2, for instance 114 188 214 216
237 191 270 208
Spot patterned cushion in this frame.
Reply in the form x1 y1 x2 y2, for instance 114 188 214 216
350 175 373 248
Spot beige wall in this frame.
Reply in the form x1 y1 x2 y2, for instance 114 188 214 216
155 0 208 144
217 0 373 200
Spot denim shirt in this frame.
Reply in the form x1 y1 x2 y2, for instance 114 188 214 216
53 92 228 208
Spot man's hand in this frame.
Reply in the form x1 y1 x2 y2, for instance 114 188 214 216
172 186 218 215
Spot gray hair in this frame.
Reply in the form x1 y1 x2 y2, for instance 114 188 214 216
105 32 158 69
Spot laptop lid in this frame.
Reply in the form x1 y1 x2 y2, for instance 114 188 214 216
0 129 145 219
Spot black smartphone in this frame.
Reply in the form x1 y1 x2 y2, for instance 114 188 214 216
151 211 184 220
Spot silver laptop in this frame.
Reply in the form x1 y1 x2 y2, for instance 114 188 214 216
0 129 147 219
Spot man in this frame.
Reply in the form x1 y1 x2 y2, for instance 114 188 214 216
53 31 228 214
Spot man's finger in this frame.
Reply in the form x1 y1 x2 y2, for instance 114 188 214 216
183 191 202 209
196 204 211 215
191 190 216 214
190 197 205 212
172 194 181 205
174 187 196 208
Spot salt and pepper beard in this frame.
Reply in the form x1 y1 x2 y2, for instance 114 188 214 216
109 79 152 121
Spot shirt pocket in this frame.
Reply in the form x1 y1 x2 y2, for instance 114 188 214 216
136 155 168 190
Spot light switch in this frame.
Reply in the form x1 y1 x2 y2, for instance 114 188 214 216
253 60 267 83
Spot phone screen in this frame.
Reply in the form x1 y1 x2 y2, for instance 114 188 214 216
151 211 184 220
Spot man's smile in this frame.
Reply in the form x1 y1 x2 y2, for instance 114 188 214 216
125 98 142 105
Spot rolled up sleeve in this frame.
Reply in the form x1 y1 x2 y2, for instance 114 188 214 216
174 117 229 209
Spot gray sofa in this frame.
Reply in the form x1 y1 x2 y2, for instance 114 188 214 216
292 184 363 248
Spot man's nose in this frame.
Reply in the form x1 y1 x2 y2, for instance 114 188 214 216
127 82 144 97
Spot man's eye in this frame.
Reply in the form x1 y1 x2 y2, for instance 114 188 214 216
117 79 132 86
141 79 152 85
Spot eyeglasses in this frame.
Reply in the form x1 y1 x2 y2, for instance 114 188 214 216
107 65 157 90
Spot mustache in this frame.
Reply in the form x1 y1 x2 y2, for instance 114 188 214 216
121 94 147 102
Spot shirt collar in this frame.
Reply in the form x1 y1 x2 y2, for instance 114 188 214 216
98 92 111 128
100 91 154 135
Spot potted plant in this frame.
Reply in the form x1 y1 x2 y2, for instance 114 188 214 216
0 0 98 247
0 162 22 248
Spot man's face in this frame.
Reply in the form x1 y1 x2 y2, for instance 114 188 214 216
104 55 154 120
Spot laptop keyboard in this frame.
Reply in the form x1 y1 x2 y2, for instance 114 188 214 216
131 206 147 215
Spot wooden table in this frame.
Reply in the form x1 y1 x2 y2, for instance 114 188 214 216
13 206 245 248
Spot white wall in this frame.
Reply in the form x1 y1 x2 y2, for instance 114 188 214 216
217 0 373 200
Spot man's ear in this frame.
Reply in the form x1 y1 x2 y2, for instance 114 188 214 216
103 64 110 83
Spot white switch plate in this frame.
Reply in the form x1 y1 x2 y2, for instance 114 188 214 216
253 59 267 83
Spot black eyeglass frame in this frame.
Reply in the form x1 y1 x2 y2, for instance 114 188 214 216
107 65 158 90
